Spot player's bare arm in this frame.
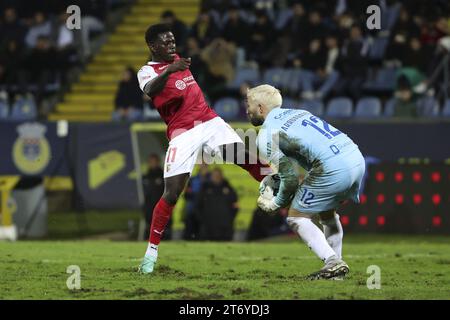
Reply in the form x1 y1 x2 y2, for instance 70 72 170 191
143 58 191 97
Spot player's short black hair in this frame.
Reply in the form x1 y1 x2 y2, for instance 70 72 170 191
145 23 172 45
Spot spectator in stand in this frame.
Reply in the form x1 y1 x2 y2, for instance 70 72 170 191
420 16 449 48
340 0 374 22
385 6 423 66
334 24 369 100
0 39 26 91
53 10 79 84
284 7 329 68
190 9 220 48
142 154 167 240
416 36 450 96
160 10 188 53
283 2 308 61
78 0 107 59
247 9 276 68
200 38 236 102
222 4 249 49
0 7 27 47
113 67 143 122
201 38 236 83
303 10 328 50
393 6 422 39
392 74 419 118
297 35 340 100
334 10 356 43
182 37 209 89
183 164 210 240
195 167 238 241
402 37 432 74
297 39 326 97
25 12 52 48
23 36 57 105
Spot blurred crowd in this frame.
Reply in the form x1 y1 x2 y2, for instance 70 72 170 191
2 0 450 121
115 0 450 121
0 0 123 118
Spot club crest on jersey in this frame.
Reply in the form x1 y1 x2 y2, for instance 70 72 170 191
13 123 51 175
175 80 186 90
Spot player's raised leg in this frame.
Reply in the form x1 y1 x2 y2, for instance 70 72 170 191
286 208 349 280
219 142 270 182
319 210 343 259
139 173 190 274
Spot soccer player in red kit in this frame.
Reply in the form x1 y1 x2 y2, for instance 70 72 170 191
137 24 268 274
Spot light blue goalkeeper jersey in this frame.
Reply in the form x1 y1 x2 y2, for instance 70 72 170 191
257 107 365 212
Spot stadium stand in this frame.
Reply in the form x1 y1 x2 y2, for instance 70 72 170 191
10 94 38 121
354 97 382 118
298 99 324 116
1 0 449 122
417 96 441 117
213 97 240 120
281 97 299 109
383 97 397 117
326 97 353 118
228 67 260 90
443 99 450 117
49 0 200 122
0 95 8 119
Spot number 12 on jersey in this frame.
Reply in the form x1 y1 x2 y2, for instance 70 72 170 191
301 116 341 139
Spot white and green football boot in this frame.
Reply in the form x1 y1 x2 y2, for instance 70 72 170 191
139 255 157 274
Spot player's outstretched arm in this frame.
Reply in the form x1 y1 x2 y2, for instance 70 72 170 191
143 58 191 97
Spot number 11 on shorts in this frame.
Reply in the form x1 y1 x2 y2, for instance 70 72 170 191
166 147 177 163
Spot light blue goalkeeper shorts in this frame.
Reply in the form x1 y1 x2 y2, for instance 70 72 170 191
291 148 366 214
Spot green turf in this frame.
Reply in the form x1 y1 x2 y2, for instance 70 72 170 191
0 235 449 300
47 210 142 239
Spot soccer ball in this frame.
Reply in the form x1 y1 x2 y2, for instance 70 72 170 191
259 174 280 198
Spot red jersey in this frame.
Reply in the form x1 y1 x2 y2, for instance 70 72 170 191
137 54 217 140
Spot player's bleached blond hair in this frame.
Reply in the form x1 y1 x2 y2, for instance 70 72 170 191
247 84 282 110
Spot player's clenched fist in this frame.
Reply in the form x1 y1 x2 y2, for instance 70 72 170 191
167 57 191 73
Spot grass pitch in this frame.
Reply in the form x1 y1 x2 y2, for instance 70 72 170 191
0 235 449 300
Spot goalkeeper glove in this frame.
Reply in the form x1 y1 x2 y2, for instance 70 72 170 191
257 194 280 213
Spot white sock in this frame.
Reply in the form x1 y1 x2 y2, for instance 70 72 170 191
145 243 158 259
286 216 336 262
320 213 343 259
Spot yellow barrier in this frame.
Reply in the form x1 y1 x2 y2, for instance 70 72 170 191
0 176 20 226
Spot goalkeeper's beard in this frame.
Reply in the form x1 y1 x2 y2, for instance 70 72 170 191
249 114 265 126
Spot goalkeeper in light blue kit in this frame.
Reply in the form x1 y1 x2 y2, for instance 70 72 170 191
246 85 365 280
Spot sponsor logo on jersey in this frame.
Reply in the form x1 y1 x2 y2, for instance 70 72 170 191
274 109 295 120
175 80 187 90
